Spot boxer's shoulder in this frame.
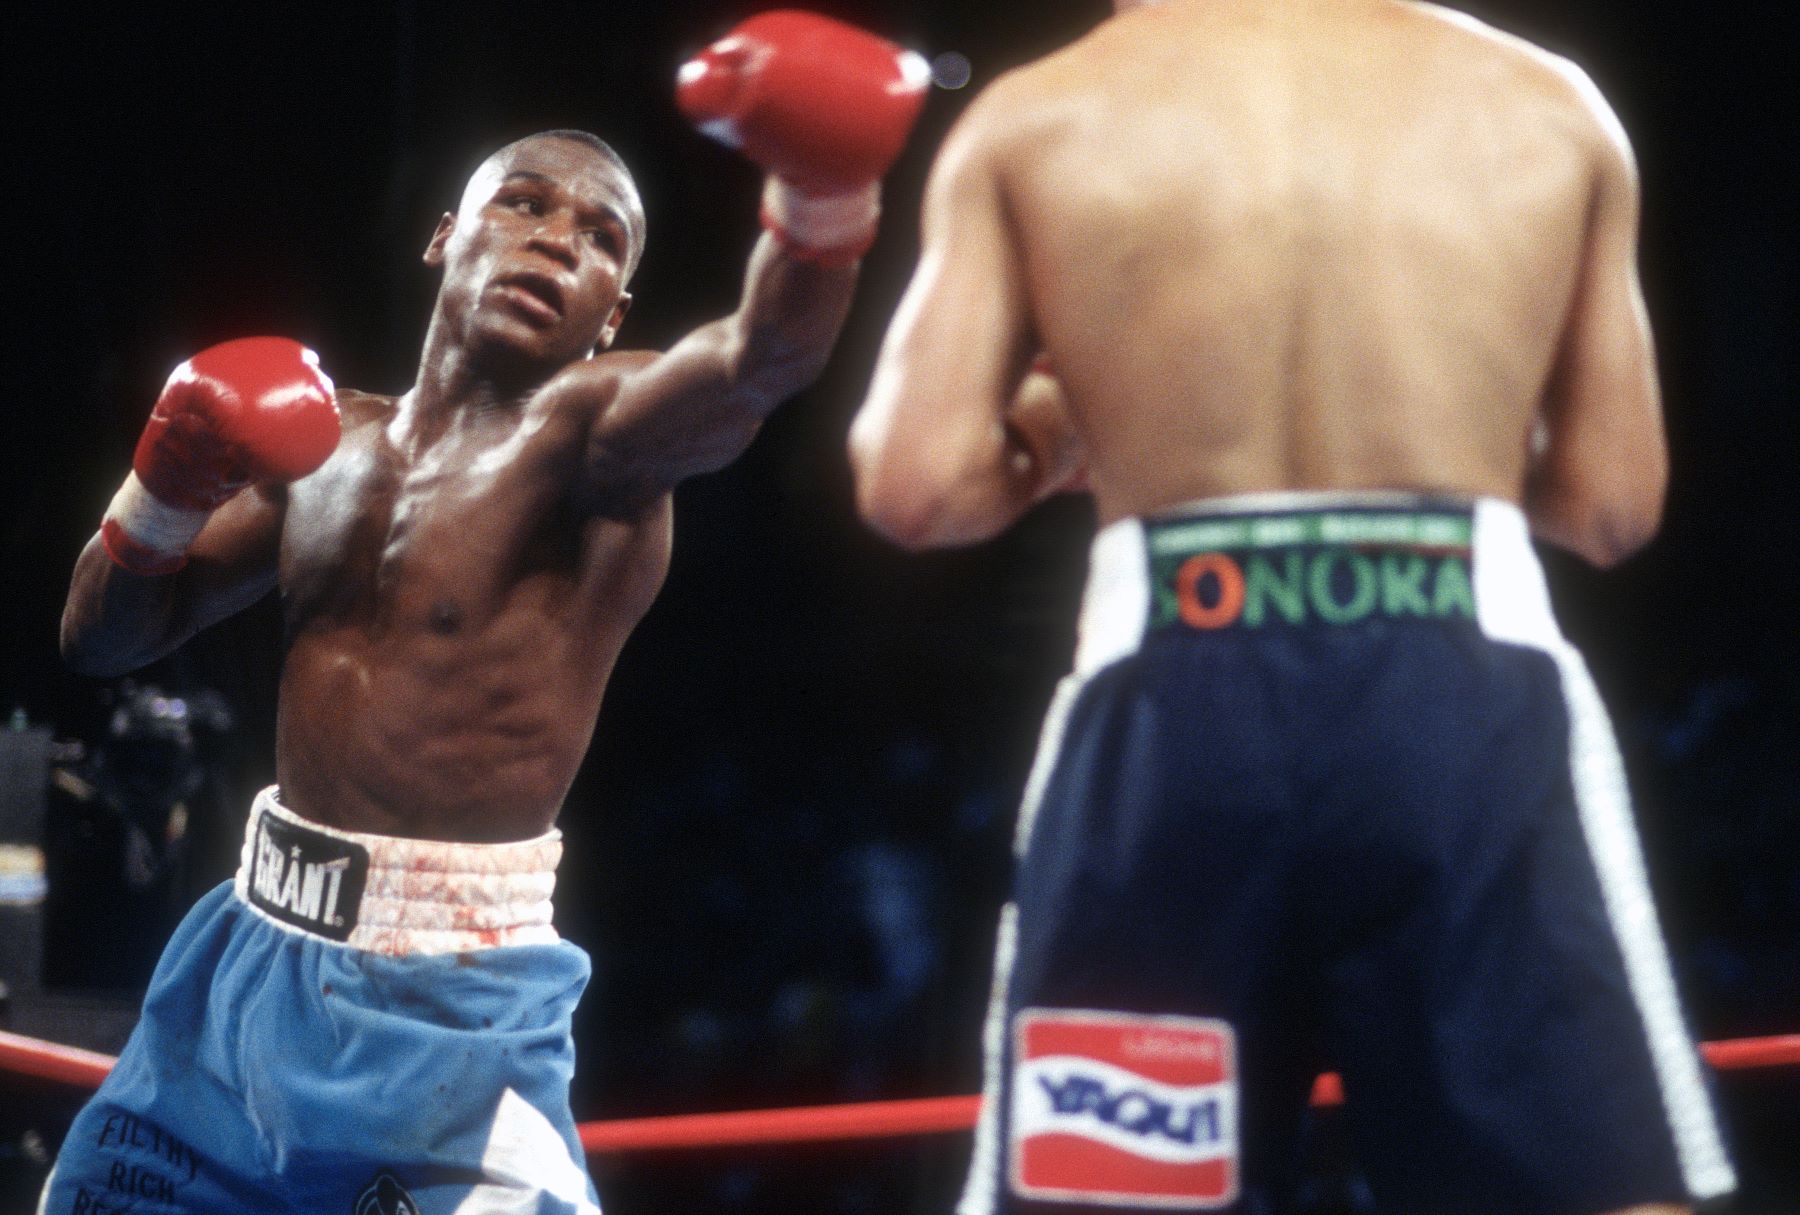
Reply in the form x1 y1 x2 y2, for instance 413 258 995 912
1377 4 1633 187
541 348 660 397
594 348 662 377
1409 3 1617 120
929 62 1063 191
526 349 660 429
334 387 400 430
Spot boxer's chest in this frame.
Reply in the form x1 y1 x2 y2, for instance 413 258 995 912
281 405 584 632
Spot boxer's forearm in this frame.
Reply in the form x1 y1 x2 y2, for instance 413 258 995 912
62 535 194 676
725 232 858 411
62 488 281 676
852 364 1081 551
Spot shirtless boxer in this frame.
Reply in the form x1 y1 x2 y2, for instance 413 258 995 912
46 13 925 1213
850 2 1732 1212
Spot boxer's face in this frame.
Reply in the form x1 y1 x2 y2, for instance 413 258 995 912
426 137 645 367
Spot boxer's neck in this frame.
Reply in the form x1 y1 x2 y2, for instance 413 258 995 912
410 311 549 427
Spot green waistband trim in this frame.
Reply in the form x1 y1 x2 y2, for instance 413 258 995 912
1145 509 1476 630
1147 509 1473 557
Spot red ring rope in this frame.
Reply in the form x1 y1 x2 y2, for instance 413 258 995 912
4 1029 1795 1153
0 1030 115 1090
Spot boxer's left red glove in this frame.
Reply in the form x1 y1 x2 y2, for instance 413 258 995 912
677 10 929 267
101 337 339 574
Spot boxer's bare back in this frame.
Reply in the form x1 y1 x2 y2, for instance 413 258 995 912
853 0 1663 570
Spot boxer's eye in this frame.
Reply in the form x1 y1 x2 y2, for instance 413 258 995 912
503 195 542 215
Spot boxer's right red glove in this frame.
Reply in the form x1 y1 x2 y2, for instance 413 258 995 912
101 337 339 575
677 10 929 267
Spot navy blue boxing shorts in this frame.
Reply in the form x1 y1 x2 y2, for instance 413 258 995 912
41 788 601 1214
957 494 1734 1215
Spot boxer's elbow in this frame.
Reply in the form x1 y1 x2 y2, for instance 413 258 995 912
1527 387 1669 568
849 435 960 551
58 612 98 674
856 478 1009 551
852 459 944 551
60 550 178 678
1581 493 1664 568
1527 472 1665 569
60 565 123 677
862 500 947 552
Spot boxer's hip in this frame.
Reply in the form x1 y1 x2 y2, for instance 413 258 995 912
992 493 1735 1210
45 791 596 1213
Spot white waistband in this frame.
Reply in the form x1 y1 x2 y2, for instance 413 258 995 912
233 787 562 956
1074 492 1563 676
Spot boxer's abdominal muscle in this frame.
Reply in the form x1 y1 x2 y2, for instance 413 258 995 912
272 389 670 842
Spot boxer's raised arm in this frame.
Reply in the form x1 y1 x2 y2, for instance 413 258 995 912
576 238 854 517
61 337 336 676
849 86 1065 551
1525 73 1665 568
575 11 925 518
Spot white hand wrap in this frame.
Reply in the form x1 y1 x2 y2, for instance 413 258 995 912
761 178 881 263
101 472 211 573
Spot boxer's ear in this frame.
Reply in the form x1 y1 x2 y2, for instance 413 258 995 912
423 213 456 267
597 293 633 350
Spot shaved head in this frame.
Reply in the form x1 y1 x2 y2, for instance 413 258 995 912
462 130 647 279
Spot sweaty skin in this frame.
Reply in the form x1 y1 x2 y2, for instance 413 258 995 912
851 0 1665 570
64 135 855 842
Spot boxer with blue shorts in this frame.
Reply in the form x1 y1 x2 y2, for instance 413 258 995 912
56 15 927 1212
44 790 596 1214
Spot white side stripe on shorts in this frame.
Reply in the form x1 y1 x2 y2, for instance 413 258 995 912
957 902 1018 1215
1473 499 1735 1201
1550 652 1737 1200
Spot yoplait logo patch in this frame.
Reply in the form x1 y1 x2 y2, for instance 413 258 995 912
1010 1009 1238 1209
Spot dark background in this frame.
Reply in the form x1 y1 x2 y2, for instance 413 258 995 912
2 1 1794 1212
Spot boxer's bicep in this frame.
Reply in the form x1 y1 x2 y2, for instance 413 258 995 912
851 104 1036 549
1528 95 1665 567
579 326 763 513
579 239 856 517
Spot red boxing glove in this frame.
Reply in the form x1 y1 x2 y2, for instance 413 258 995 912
101 337 339 575
678 10 929 266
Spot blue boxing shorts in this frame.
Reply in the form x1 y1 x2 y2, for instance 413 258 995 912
41 787 601 1215
958 494 1735 1215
